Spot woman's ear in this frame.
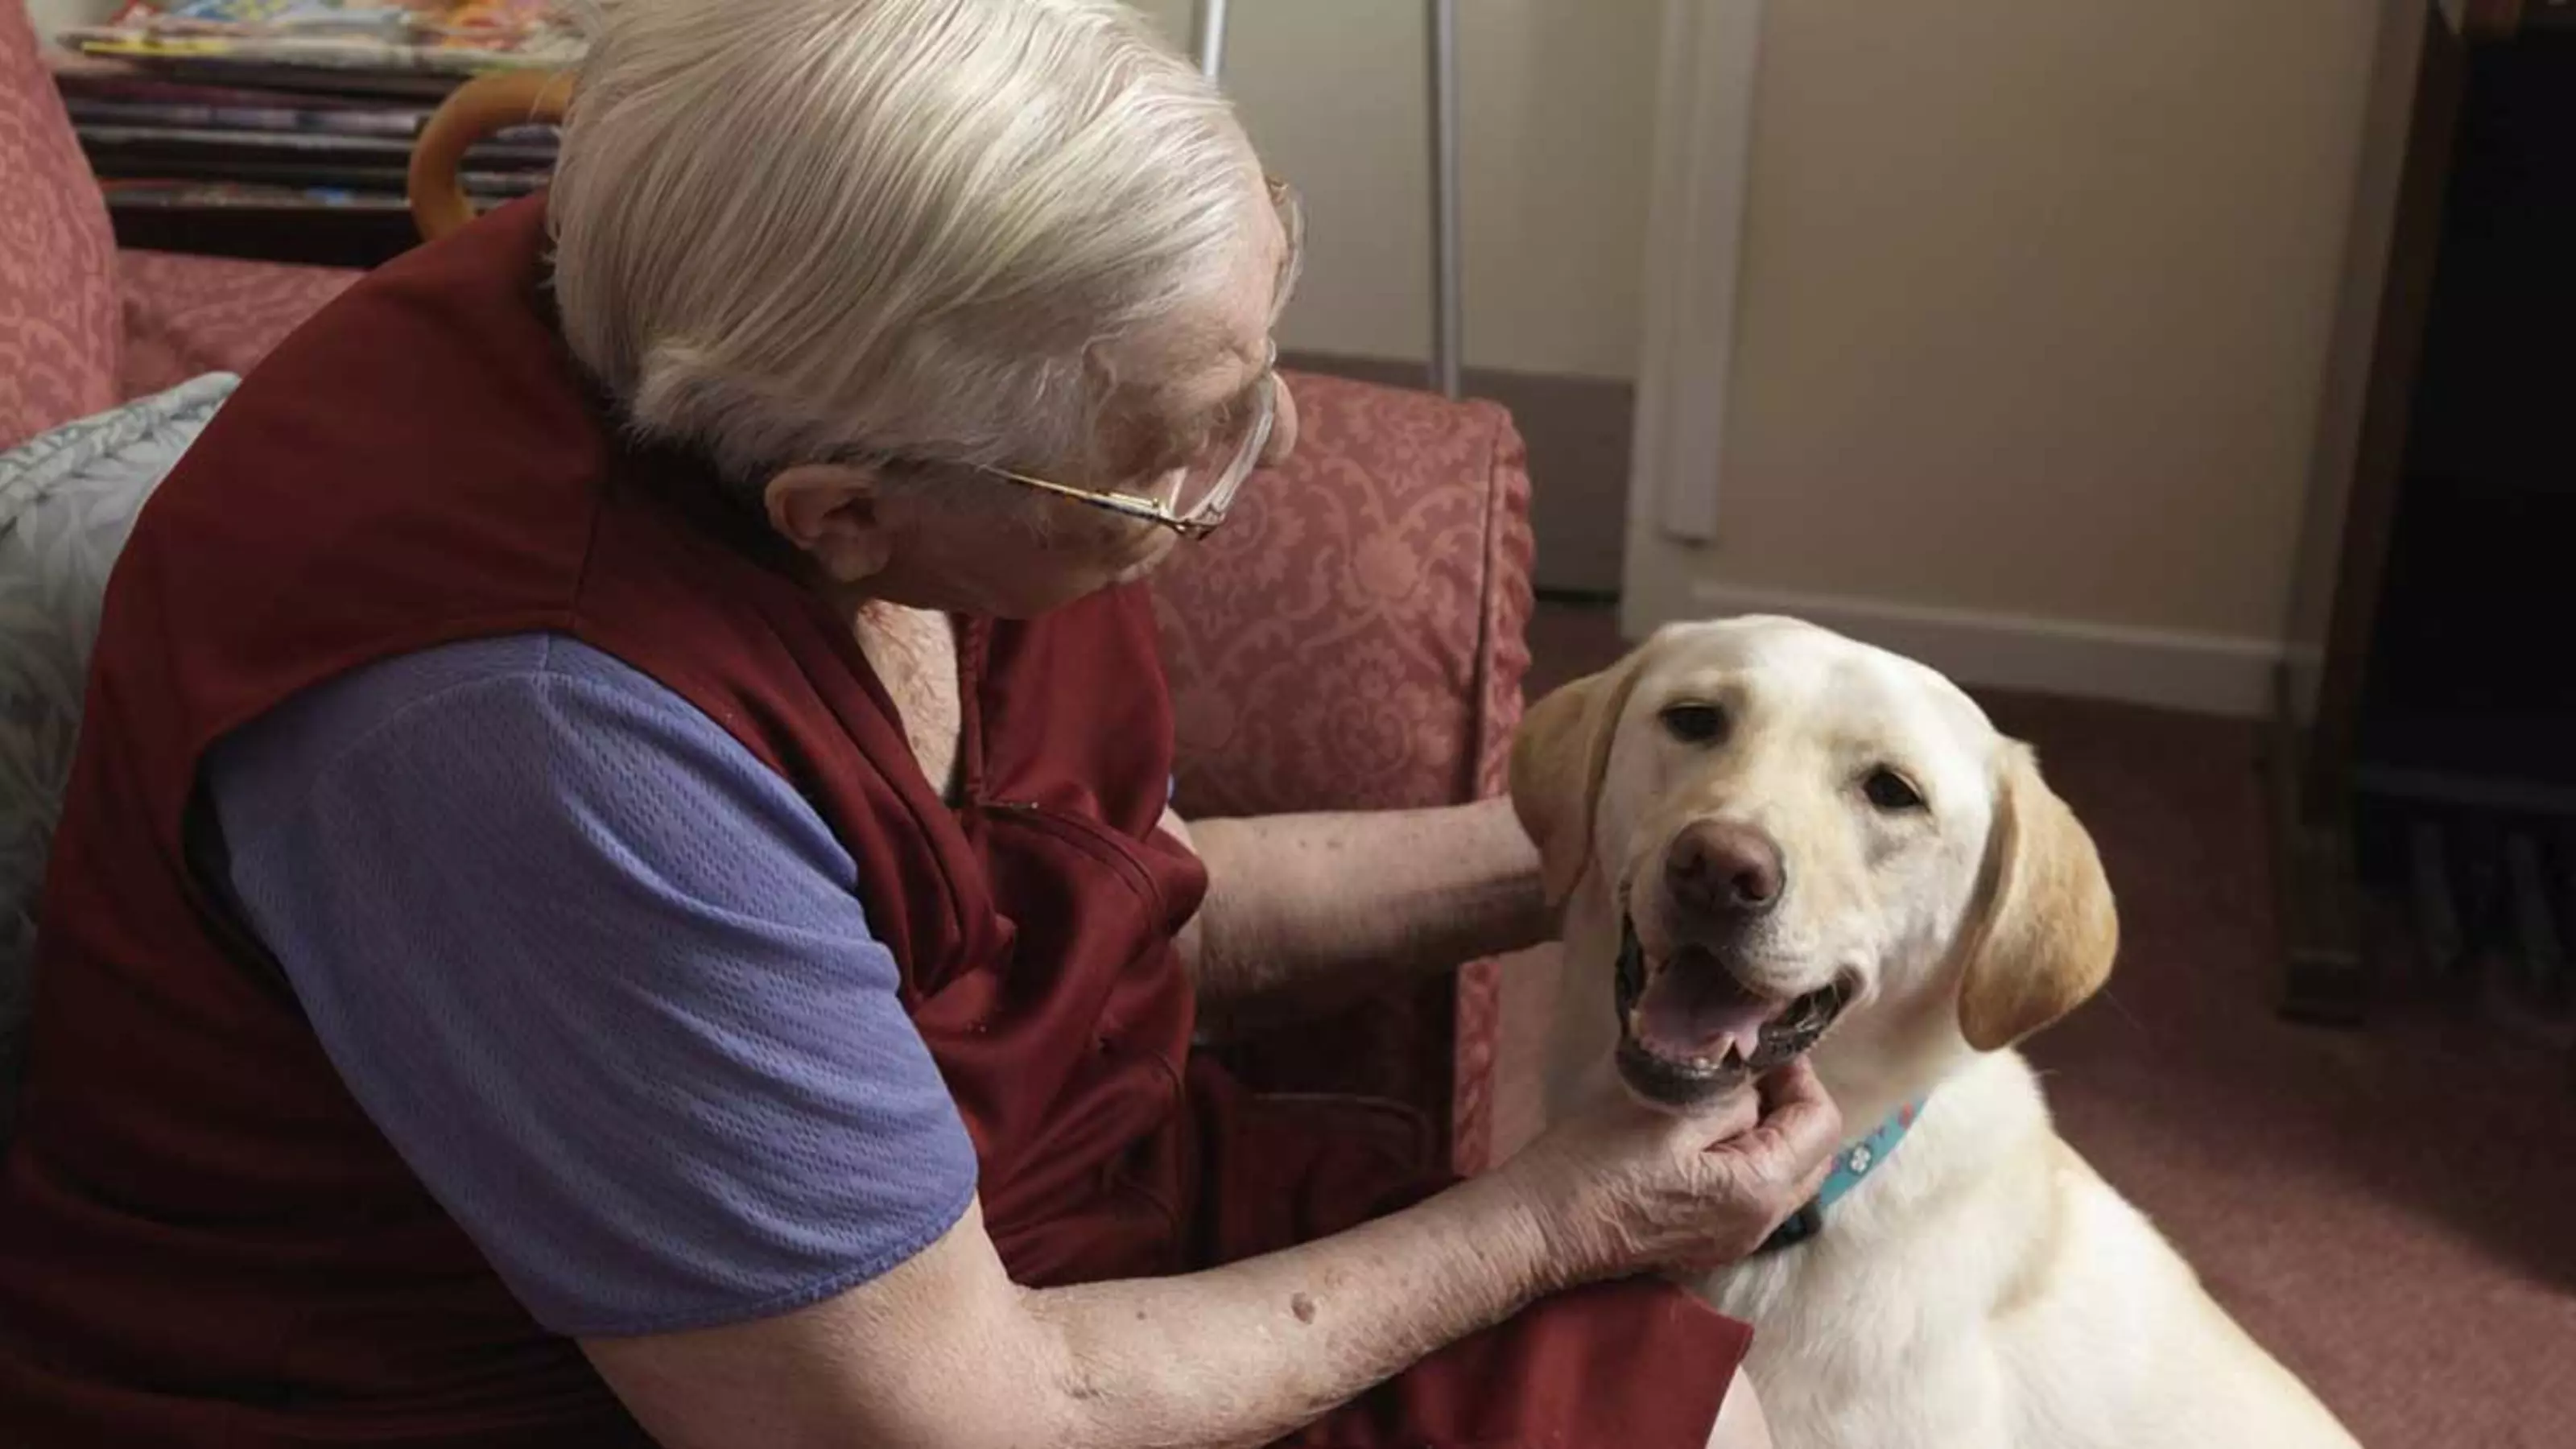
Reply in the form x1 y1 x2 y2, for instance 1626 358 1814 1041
1955 743 2120 1051
1509 652 1649 908
764 464 896 583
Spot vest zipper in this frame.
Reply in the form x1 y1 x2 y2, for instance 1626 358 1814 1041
980 800 1166 912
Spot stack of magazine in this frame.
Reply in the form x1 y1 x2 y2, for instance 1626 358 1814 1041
52 2 580 215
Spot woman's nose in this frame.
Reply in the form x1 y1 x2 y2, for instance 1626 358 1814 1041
1261 375 1299 468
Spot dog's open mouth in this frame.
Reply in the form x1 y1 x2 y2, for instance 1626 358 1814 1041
1612 919 1849 1108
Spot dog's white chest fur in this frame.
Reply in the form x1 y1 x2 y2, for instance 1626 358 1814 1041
1682 1052 2355 1449
1695 1053 2066 1449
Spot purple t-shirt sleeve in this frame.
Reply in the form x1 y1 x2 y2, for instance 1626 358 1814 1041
204 634 979 1338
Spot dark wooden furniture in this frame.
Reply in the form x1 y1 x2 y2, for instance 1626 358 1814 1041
104 203 425 270
2272 1 2472 1023
2273 1 2576 1057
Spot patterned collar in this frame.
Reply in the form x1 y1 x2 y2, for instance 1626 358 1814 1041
1752 1096 1928 1255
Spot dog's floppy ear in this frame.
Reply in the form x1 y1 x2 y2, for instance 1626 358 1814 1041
1509 654 1649 907
1955 742 2119 1051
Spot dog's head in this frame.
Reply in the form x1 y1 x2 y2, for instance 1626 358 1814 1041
1512 617 2117 1109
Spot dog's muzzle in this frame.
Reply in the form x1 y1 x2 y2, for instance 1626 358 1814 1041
1610 918 1850 1108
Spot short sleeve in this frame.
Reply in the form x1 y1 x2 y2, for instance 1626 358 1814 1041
204 634 979 1337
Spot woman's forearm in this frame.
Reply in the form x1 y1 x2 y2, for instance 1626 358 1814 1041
1181 797 1550 1033
590 1177 1567 1449
1027 1169 1556 1449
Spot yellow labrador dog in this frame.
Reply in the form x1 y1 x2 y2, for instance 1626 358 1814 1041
1514 617 2355 1449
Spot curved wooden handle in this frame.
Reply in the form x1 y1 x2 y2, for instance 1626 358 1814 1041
408 69 575 242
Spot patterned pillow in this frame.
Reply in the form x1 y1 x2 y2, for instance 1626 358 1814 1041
0 373 237 1130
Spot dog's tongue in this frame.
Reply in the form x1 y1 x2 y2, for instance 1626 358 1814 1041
1631 958 1785 1063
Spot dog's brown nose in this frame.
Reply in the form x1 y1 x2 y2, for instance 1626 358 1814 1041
1666 820 1784 918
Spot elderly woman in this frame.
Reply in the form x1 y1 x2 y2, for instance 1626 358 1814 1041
0 2 1839 1446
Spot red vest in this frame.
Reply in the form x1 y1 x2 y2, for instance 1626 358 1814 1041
0 197 1212 1445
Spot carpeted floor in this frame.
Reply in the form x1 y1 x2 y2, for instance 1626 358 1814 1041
1501 602 2576 1447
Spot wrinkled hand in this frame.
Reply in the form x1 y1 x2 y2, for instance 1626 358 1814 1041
1501 1060 1843 1288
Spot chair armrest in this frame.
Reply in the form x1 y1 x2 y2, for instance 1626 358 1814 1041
1150 369 1537 1175
0 2 122 448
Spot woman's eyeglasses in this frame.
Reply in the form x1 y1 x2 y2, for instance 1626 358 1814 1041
962 178 1305 540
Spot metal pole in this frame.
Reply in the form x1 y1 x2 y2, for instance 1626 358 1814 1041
1191 0 1230 79
1426 0 1463 398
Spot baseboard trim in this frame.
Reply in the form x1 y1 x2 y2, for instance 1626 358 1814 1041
1678 580 2284 718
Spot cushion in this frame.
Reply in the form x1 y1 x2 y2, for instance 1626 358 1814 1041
0 3 123 448
0 373 237 1130
118 250 360 399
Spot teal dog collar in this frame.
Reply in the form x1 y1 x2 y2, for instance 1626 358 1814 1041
1755 1096 1927 1255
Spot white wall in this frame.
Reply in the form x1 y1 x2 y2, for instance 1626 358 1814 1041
1129 0 1660 381
1623 0 2388 711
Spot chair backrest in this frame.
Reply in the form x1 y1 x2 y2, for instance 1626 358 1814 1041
408 69 572 242
0 374 237 1141
0 5 122 449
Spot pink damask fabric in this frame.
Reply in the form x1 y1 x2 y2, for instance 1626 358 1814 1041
0 6 121 449
1153 369 1537 1174
116 251 359 398
1153 371 1533 815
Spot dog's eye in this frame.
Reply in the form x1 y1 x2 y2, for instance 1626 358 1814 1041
1863 767 1926 811
1658 702 1728 745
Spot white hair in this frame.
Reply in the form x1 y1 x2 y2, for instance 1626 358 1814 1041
549 0 1259 488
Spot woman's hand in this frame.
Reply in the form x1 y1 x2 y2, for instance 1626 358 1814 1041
1496 1060 1845 1286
